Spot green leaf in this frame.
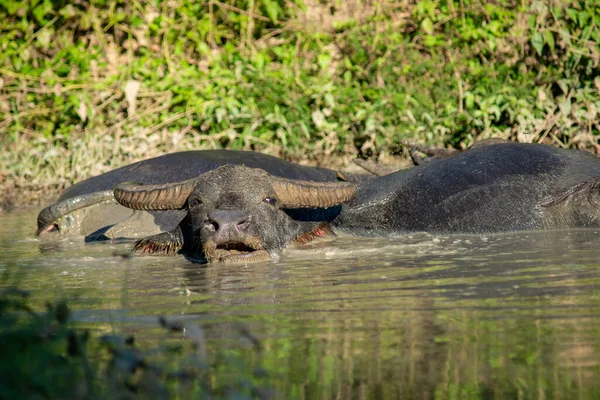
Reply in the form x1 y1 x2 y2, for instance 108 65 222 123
558 98 571 116
36 28 53 49
294 0 306 11
487 105 501 120
4 1 28 15
557 79 569 95
577 11 589 27
324 94 335 108
261 0 279 23
465 93 475 110
32 0 53 24
543 30 554 54
343 70 352 83
421 18 434 34
528 14 536 29
317 53 331 72
59 5 76 18
531 32 544 56
566 8 578 23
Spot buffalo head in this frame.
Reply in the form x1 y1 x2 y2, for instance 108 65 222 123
113 165 355 264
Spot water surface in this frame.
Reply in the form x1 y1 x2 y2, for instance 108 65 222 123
2 208 600 398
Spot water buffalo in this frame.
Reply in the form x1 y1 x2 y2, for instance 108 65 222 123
37 150 355 240
113 142 600 264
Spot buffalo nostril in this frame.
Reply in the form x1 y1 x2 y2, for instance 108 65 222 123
203 220 218 232
206 210 250 234
237 218 249 231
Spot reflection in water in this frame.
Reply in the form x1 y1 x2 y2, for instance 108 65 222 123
2 208 600 397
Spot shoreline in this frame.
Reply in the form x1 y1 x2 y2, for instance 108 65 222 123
0 185 60 213
5 140 600 212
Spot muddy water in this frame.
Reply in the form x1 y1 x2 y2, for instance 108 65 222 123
2 208 600 398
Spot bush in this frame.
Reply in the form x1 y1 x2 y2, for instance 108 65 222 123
0 0 598 205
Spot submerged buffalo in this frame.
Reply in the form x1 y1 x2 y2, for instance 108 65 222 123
115 166 354 262
37 150 353 240
112 142 600 264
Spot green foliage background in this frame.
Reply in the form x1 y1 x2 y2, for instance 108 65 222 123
1 0 599 204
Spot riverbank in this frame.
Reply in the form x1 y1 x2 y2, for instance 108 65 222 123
2 0 599 210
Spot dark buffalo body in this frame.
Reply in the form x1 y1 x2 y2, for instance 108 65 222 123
59 150 339 200
335 142 600 235
112 142 600 263
42 143 600 264
38 150 343 238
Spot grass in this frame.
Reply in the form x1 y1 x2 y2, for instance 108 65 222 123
0 0 599 209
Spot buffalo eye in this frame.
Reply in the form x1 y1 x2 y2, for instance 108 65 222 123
187 198 203 208
263 197 277 205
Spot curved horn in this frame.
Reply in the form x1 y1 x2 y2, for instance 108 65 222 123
114 180 195 210
37 190 116 235
271 178 356 208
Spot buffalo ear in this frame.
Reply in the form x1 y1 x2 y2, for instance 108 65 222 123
114 180 195 211
271 178 356 208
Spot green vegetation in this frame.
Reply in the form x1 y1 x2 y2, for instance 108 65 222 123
1 0 599 207
0 290 96 399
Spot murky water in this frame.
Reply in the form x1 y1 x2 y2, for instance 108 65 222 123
2 208 600 398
